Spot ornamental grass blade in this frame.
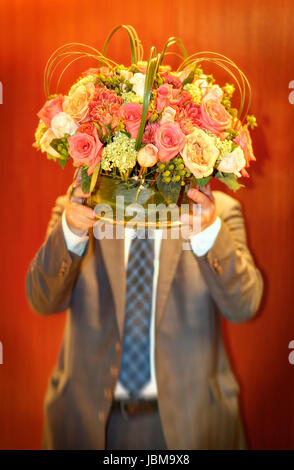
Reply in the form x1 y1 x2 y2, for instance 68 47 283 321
102 24 142 65
135 47 161 150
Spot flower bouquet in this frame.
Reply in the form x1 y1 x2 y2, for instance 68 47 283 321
34 25 257 227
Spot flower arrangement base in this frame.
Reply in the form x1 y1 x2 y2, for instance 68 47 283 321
87 175 189 229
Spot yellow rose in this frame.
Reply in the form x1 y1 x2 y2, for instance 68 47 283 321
63 83 94 121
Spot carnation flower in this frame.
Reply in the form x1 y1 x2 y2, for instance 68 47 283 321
101 132 137 174
89 87 123 129
142 122 160 144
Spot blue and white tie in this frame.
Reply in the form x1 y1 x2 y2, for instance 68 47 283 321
118 232 154 399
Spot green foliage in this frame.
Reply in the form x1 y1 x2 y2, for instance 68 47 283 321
58 158 68 170
181 69 195 87
194 175 212 187
81 166 91 194
214 171 245 192
90 163 100 193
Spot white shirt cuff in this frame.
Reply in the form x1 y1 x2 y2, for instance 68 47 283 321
189 216 221 257
61 210 89 257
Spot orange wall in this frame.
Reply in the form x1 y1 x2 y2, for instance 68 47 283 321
0 0 294 449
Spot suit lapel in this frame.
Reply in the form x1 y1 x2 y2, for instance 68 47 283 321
155 235 183 328
98 237 126 340
96 231 182 337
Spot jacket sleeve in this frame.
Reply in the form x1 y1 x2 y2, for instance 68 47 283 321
195 197 264 323
25 195 87 315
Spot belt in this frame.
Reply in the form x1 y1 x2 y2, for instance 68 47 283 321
112 398 158 418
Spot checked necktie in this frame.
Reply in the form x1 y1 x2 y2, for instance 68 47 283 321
118 231 154 399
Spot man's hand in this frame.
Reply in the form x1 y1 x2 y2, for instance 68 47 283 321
65 185 96 236
179 184 217 235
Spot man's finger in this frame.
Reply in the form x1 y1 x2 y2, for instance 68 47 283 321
66 211 96 229
187 188 209 205
70 202 96 219
72 186 90 199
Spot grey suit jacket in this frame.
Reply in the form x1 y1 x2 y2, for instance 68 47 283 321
25 190 263 450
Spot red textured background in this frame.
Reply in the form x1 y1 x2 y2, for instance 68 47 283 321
0 0 294 449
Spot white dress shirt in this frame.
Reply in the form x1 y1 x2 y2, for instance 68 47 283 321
61 211 221 399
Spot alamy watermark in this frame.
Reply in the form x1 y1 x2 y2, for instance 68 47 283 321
288 80 294 104
288 340 294 364
92 195 203 250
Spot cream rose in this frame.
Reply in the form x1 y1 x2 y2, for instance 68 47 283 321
217 146 246 177
181 128 219 178
39 129 60 158
51 112 78 138
130 73 146 98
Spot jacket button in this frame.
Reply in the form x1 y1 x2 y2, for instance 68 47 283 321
110 366 119 378
98 410 105 422
104 388 113 400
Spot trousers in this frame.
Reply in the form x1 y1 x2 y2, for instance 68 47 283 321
105 401 168 450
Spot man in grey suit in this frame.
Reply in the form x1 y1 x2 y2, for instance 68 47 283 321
26 183 263 450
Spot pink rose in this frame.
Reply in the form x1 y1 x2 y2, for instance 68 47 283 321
200 98 232 137
154 122 185 162
120 102 143 139
37 95 64 128
68 126 103 175
137 144 159 167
